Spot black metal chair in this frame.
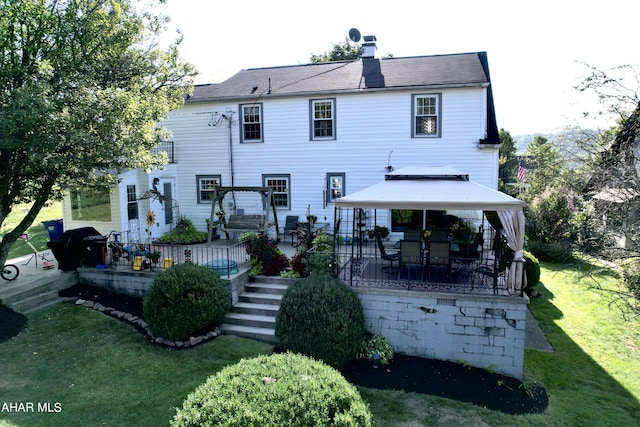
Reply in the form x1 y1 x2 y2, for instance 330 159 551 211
375 232 399 273
282 215 299 244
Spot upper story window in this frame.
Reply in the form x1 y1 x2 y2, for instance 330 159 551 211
197 175 221 203
263 175 290 209
240 103 263 143
310 99 336 140
412 94 441 138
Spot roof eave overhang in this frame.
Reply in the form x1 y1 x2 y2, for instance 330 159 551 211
186 82 490 104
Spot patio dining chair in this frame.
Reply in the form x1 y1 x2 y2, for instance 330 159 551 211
426 241 451 281
282 215 299 244
375 231 399 273
397 240 423 280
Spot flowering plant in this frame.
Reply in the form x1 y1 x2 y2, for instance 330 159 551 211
146 210 156 227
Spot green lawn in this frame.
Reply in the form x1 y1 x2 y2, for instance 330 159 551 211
1 260 639 426
1 201 63 260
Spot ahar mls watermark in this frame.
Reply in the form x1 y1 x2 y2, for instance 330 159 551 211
1 401 62 413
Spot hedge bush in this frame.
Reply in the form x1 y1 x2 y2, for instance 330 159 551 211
275 274 367 369
523 249 541 292
143 263 230 340
171 352 373 427
620 259 640 299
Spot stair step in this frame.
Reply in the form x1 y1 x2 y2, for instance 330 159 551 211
223 312 275 328
245 282 289 295
232 301 279 316
21 297 69 315
219 323 277 345
239 292 282 305
8 290 65 314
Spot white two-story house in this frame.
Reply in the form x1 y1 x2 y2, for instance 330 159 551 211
62 39 501 241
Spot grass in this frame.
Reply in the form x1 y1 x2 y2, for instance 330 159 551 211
1 260 639 425
1 201 63 260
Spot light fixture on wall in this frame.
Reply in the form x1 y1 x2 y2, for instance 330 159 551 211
386 150 394 172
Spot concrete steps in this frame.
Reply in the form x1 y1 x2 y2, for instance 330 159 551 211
0 271 77 314
219 276 294 345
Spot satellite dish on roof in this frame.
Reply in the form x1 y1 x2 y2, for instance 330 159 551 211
348 28 361 43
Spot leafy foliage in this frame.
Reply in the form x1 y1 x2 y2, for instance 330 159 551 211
310 41 362 63
171 352 373 427
0 0 195 267
241 232 288 276
356 333 395 366
275 275 366 369
158 217 207 244
523 250 541 292
143 264 230 340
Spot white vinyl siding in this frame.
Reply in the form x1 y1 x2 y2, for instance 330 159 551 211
149 87 496 232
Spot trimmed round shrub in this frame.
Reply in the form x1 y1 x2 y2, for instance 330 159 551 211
527 240 574 263
171 352 373 427
620 259 640 299
275 274 367 369
143 263 230 340
523 249 541 292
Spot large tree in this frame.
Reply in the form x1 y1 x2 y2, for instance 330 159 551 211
0 0 196 267
497 128 518 196
310 41 362 63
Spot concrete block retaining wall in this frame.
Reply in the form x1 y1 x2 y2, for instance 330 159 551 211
77 267 249 305
354 287 529 379
78 267 527 379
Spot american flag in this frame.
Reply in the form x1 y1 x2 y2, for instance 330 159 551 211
517 159 526 182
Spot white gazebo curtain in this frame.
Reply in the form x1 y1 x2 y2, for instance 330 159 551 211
497 210 526 293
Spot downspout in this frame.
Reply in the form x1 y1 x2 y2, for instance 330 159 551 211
224 113 237 211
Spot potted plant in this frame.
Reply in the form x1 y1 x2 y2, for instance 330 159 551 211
374 225 390 239
450 219 474 240
146 250 161 264
205 218 219 234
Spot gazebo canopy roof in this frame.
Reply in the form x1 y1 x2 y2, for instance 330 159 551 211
335 167 523 211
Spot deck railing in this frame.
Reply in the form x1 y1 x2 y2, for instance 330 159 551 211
99 239 248 279
330 246 524 296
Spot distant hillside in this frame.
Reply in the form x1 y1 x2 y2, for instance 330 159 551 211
515 129 601 155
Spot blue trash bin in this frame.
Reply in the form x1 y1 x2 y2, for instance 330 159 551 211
42 219 64 241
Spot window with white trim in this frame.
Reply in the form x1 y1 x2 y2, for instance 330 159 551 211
413 94 441 137
263 175 290 209
326 173 345 203
311 99 335 140
197 175 221 203
126 185 138 221
240 103 263 142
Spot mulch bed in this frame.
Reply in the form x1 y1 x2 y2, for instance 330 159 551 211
0 304 28 342
2 283 548 415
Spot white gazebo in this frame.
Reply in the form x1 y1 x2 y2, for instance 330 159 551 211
334 166 526 294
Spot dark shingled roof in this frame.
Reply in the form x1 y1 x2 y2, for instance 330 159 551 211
189 52 491 101
187 51 499 144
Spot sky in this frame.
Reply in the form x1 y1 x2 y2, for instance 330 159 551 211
156 0 639 136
